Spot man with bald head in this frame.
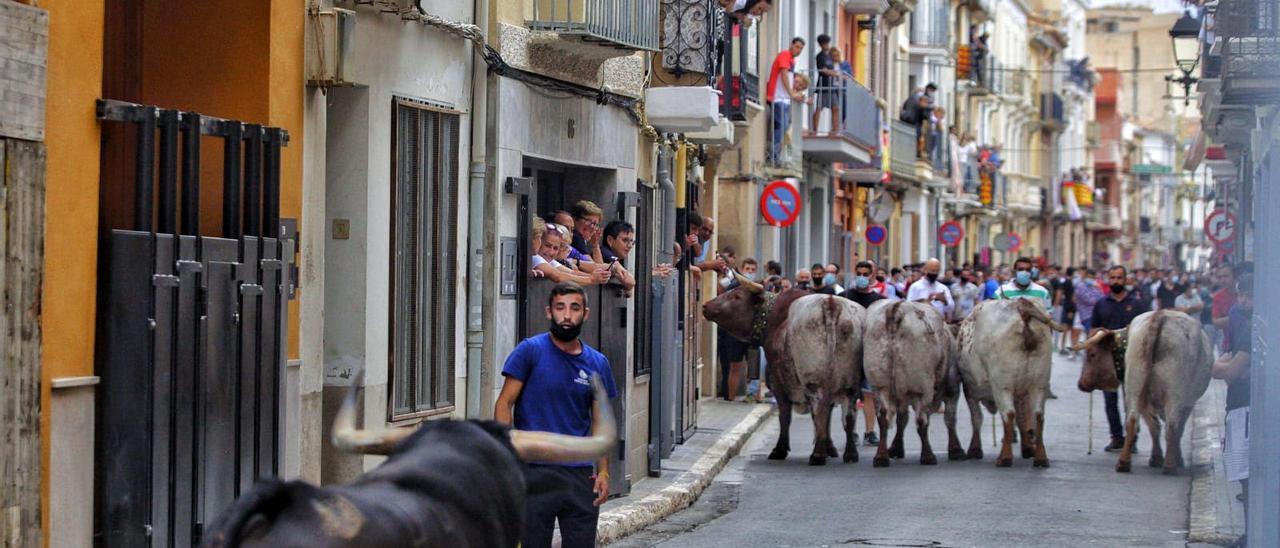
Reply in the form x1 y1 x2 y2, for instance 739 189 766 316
905 258 954 318
693 216 725 273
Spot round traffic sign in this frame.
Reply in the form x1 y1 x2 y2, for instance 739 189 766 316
992 233 1011 252
760 180 803 227
1007 232 1023 253
865 224 888 246
938 221 964 247
1204 209 1237 245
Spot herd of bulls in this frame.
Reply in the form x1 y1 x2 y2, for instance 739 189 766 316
701 274 1214 475
196 278 1214 547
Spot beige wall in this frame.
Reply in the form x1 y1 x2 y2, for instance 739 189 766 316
1086 9 1193 134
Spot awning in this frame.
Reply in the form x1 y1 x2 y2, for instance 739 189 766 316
1184 129 1207 171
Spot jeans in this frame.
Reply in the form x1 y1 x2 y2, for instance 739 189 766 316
1104 390 1124 440
770 101 790 164
748 349 767 395
523 464 600 548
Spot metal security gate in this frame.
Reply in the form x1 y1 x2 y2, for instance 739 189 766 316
94 100 295 547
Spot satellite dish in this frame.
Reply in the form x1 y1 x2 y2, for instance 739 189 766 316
868 194 892 224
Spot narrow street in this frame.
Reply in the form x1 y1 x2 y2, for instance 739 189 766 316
617 352 1193 548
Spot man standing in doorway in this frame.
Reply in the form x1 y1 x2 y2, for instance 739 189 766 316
1091 265 1150 452
496 283 619 548
906 258 954 318
767 37 808 165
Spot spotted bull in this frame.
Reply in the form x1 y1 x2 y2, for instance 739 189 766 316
1074 310 1212 474
200 377 615 547
956 298 1066 467
861 300 956 467
702 275 865 465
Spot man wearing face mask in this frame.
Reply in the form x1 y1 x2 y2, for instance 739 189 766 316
996 257 1052 310
795 268 813 290
951 268 981 321
839 260 884 445
496 283 619 548
906 258 954 318
1091 265 1151 453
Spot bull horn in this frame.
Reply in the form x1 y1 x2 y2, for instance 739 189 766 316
1070 328 1123 352
331 372 418 455
734 272 764 294
510 374 617 463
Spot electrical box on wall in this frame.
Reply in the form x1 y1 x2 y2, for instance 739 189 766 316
307 8 357 87
500 238 519 298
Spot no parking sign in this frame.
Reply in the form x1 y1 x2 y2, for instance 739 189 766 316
865 224 888 246
760 180 803 227
938 221 964 247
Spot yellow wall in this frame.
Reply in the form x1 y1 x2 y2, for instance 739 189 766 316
40 0 106 539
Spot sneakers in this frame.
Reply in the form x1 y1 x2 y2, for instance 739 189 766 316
864 432 879 446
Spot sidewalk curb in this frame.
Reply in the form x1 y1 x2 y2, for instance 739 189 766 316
596 403 775 545
1187 389 1235 546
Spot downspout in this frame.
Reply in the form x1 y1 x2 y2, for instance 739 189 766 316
650 146 675 477
466 0 491 418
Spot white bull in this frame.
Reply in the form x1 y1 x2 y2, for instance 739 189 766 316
956 298 1063 467
862 300 954 466
1074 310 1212 474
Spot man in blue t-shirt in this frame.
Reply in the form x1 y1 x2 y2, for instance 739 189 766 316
496 282 618 548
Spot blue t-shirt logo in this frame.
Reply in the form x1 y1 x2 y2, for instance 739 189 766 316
575 369 590 386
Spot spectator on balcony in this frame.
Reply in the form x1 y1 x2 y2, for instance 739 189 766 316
832 47 855 126
928 107 946 165
767 37 809 166
957 134 979 193
719 0 772 18
811 34 844 135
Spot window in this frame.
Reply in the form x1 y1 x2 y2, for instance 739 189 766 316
390 98 460 419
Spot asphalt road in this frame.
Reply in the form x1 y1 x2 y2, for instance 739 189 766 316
615 351 1195 548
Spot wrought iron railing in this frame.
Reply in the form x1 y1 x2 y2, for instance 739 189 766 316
890 119 920 175
530 0 661 51
660 0 723 79
1217 0 1280 77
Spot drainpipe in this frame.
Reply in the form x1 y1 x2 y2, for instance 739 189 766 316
466 0 491 418
650 146 675 477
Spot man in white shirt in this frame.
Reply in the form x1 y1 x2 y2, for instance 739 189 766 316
906 258 954 318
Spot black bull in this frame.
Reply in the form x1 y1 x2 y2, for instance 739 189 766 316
201 377 615 548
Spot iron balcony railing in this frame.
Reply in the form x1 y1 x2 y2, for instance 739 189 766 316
909 0 950 47
660 0 724 79
531 0 661 51
803 72 881 151
889 119 920 176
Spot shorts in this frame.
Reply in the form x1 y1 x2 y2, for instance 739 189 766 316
815 90 839 109
1073 314 1085 331
717 331 749 364
861 378 875 393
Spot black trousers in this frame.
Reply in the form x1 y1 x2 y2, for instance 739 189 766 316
523 464 600 548
1105 389 1124 440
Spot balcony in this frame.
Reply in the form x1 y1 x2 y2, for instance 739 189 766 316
844 0 890 15
1215 0 1280 104
888 119 933 184
659 0 723 80
646 86 721 132
802 76 879 166
1039 92 1064 132
1086 204 1122 232
529 0 660 52
717 17 760 121
909 0 950 52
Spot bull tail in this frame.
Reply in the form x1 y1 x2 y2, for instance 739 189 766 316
1136 312 1168 406
202 478 314 547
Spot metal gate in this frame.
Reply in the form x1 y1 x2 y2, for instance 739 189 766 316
94 100 295 547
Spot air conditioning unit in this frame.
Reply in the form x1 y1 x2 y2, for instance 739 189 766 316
307 8 358 87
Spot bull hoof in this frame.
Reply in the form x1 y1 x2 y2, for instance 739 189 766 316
1021 447 1035 459
873 456 890 468
995 456 1013 468
1149 455 1165 468
843 449 859 463
1162 466 1179 476
1033 458 1051 468
889 445 905 459
966 447 984 461
921 453 938 466
827 445 840 458
1116 461 1132 473
948 448 968 461
768 448 789 460
809 454 828 466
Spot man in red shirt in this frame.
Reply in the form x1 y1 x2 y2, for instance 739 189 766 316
767 37 807 165
1211 264 1237 353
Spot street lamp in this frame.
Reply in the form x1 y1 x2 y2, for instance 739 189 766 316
1167 10 1202 105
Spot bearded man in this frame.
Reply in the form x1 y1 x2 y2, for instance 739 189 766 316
495 282 619 548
